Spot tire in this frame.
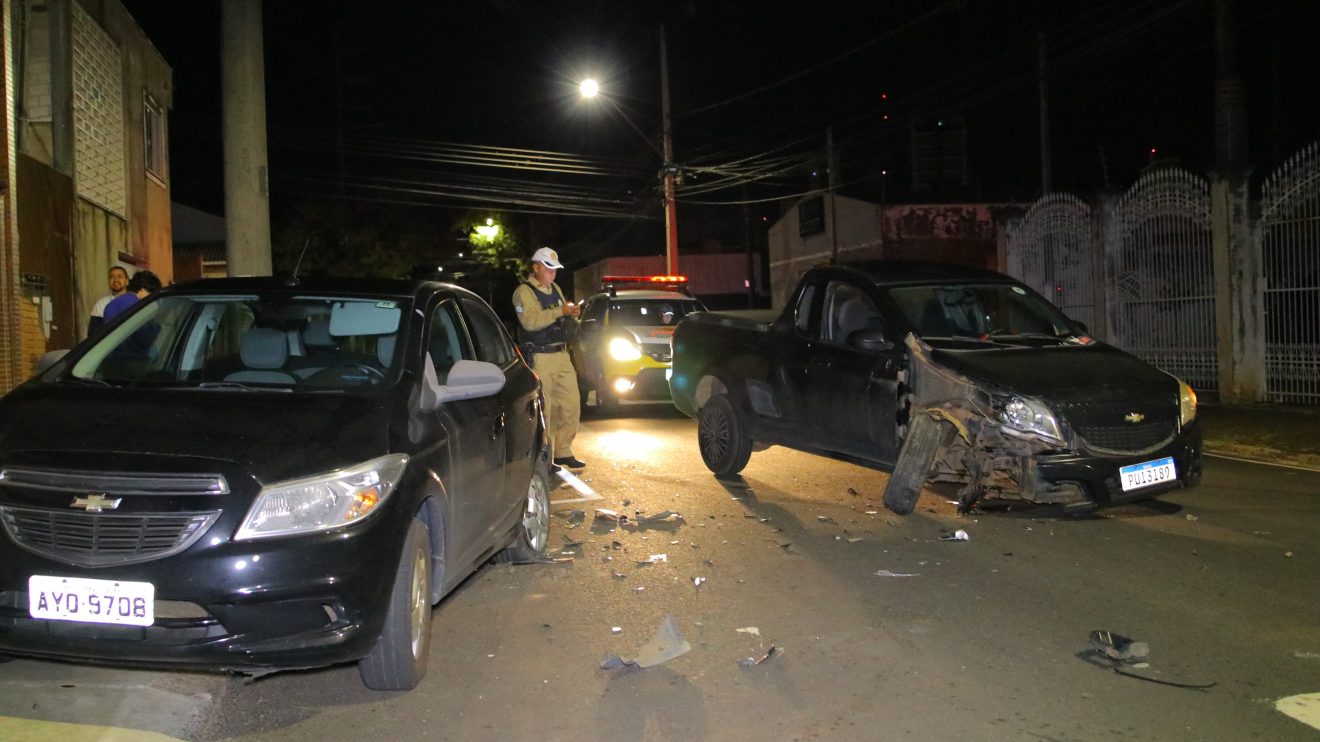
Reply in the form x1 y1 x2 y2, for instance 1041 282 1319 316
882 412 953 515
496 462 552 562
359 516 432 691
698 394 752 477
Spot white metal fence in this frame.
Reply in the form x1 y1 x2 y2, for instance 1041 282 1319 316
1006 194 1103 335
1260 142 1320 404
1112 169 1217 393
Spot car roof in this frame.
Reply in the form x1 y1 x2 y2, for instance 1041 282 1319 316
813 260 1018 288
163 275 451 300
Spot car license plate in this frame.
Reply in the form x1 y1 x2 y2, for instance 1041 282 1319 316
1119 457 1177 492
29 575 154 627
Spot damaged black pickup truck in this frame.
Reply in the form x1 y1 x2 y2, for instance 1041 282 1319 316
669 261 1202 514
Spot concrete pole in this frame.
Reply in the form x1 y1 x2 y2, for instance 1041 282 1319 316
1210 0 1264 402
659 25 678 276
221 0 272 276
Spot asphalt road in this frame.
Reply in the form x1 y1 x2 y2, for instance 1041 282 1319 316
2 407 1319 741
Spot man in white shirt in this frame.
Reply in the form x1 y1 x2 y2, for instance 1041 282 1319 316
88 266 129 335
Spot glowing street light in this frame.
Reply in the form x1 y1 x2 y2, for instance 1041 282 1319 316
579 78 599 98
473 217 500 243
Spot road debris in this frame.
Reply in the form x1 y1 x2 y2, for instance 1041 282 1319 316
611 570 627 580
939 529 970 542
560 509 585 528
738 645 780 666
817 515 836 524
736 627 760 637
692 576 706 588
595 508 626 523
1185 513 1199 522
873 569 920 577
639 510 682 524
1083 630 1216 690
1293 651 1320 660
611 626 623 634
600 614 692 670
848 487 859 496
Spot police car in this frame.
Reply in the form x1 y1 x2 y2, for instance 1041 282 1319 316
570 276 706 414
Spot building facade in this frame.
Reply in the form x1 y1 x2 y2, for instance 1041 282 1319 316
0 0 171 392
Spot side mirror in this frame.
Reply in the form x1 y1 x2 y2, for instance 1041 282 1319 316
431 359 506 407
35 349 70 376
847 329 893 353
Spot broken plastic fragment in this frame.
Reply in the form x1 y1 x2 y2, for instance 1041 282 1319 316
874 569 920 577
601 614 691 670
692 576 706 588
817 515 836 524
848 487 859 496
939 529 970 542
1089 630 1150 662
639 510 682 524
737 645 779 666
611 626 623 634
595 508 626 523
564 509 586 528
736 626 761 637
647 553 668 563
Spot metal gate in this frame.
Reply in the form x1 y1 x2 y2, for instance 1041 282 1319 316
1006 194 1101 334
1260 142 1320 404
1111 168 1217 393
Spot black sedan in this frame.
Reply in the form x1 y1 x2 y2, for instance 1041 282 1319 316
0 277 552 690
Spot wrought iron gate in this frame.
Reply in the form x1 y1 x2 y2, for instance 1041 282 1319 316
1006 194 1101 334
1260 142 1320 404
1111 168 1217 393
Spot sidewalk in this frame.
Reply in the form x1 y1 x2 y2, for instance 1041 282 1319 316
1197 403 1320 470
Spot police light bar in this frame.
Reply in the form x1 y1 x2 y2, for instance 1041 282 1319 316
601 275 688 284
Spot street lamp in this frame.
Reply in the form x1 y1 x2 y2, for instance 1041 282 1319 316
576 26 680 275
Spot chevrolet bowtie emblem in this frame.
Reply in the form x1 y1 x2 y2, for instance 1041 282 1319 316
1124 412 1146 424
70 493 122 512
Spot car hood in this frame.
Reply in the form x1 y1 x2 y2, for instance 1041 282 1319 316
928 342 1177 400
618 325 677 347
0 385 393 484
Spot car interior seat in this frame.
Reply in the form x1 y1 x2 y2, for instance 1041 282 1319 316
292 318 340 379
225 328 299 384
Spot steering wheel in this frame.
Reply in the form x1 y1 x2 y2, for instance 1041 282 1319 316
305 362 386 386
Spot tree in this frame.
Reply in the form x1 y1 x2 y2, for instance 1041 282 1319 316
271 200 453 279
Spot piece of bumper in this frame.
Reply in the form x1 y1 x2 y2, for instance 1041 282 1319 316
1024 425 1203 508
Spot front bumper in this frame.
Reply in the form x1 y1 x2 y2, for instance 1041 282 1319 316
0 509 409 672
1025 423 1203 508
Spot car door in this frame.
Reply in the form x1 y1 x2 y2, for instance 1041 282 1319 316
802 280 902 464
759 279 821 445
459 296 538 525
421 298 507 567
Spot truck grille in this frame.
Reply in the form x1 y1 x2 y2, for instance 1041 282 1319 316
1057 396 1179 454
0 506 220 567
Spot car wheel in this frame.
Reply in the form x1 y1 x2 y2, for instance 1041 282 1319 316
698 394 752 476
497 462 552 562
359 515 432 691
882 412 954 515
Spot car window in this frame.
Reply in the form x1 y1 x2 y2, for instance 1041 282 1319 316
67 294 410 390
608 299 701 327
822 281 884 346
794 282 819 336
461 297 516 366
427 301 467 384
586 298 608 322
889 283 1072 340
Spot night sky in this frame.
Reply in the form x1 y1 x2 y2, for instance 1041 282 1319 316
120 0 1319 264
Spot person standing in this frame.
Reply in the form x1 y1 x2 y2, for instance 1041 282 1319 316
87 266 129 334
512 248 585 470
102 270 162 323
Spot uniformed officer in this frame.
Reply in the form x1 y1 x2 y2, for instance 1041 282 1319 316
513 247 585 470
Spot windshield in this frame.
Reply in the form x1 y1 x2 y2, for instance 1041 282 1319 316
610 299 703 327
67 294 409 390
888 283 1076 342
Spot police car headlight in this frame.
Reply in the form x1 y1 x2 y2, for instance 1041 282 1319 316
236 454 408 540
608 337 642 361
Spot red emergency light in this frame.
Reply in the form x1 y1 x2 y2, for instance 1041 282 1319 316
601 275 688 284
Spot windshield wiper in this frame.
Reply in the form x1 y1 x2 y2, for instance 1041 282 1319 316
62 376 115 387
193 381 293 393
986 331 1068 342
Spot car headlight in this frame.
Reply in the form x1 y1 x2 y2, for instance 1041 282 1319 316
608 337 642 361
994 394 1063 442
235 454 409 540
1177 378 1197 427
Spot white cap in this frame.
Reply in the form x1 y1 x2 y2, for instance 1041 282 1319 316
531 247 564 270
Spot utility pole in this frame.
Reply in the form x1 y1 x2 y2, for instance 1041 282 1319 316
827 126 839 264
1037 32 1052 195
659 25 679 276
221 0 273 276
